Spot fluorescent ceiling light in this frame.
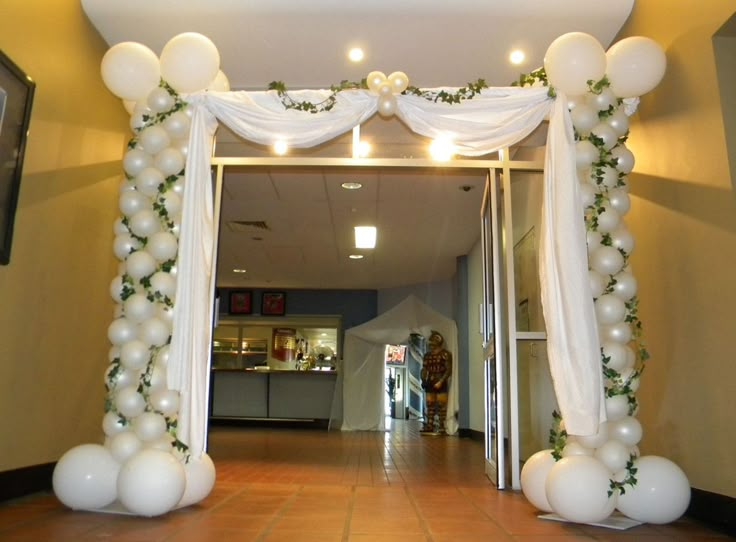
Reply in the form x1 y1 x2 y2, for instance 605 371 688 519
233 268 247 273
341 181 363 190
349 254 364 259
354 226 376 249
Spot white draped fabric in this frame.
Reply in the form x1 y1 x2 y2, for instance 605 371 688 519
167 86 603 456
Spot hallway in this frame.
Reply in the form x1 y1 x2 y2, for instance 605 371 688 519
0 420 726 541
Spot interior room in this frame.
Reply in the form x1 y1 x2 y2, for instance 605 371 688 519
0 0 734 539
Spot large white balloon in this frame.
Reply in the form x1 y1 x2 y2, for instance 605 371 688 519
206 70 231 91
53 444 120 510
117 449 186 516
616 456 690 523
160 32 220 93
544 33 607 95
101 42 161 101
177 453 217 507
545 456 617 523
520 449 557 512
606 37 667 98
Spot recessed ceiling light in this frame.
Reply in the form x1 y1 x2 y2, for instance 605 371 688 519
429 137 455 161
233 268 247 273
356 140 371 158
355 226 377 249
273 140 288 155
509 49 526 65
341 181 363 190
348 47 364 62
349 254 364 260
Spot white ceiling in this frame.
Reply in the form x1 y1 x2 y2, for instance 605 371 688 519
83 0 634 291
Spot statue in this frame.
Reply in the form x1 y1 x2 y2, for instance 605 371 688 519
421 330 452 434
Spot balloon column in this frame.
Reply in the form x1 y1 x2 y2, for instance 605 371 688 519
521 33 690 525
52 33 225 517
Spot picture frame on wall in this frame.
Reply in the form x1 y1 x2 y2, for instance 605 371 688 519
229 290 253 315
261 291 286 316
0 50 35 265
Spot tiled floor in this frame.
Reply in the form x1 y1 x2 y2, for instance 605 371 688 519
0 420 728 541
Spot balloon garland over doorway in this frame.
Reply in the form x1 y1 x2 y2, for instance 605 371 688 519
50 30 690 523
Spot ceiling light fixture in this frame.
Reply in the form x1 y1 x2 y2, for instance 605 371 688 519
348 47 364 62
354 226 376 249
273 140 288 155
356 140 371 158
341 181 363 190
349 254 364 260
233 268 247 273
429 137 455 161
509 49 526 65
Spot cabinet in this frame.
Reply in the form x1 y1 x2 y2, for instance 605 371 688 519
212 325 267 369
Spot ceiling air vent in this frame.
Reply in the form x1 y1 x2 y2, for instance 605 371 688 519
227 220 271 233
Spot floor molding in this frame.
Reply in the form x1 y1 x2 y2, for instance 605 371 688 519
0 463 55 502
687 487 735 537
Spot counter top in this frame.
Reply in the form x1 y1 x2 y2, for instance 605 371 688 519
212 368 337 375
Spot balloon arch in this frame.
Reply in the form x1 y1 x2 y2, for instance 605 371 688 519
52 31 690 524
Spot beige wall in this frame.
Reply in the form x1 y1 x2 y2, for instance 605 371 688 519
0 1 127 470
616 3 736 496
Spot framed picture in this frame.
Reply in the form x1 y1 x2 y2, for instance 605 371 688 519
0 51 35 265
229 290 253 315
261 291 286 316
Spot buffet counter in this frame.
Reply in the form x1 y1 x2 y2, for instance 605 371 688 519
210 368 337 421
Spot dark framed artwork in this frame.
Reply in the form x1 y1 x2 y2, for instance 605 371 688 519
229 290 253 315
261 291 286 316
0 50 35 265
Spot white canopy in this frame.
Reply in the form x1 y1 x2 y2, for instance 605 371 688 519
167 86 605 457
336 295 459 433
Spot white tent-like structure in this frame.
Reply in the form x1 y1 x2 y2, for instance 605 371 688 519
336 295 459 434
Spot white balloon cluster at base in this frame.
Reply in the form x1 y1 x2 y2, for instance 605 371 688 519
52 32 225 517
521 32 689 526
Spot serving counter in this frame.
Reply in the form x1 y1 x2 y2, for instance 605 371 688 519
210 368 337 421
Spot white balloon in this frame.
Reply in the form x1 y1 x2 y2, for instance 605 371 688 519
117 449 186 517
133 412 168 442
129 209 162 237
147 231 178 262
388 71 409 94
138 125 171 156
108 317 138 346
602 341 628 371
113 217 129 236
570 104 598 135
146 87 175 113
595 294 627 325
590 165 619 190
101 42 161 101
119 190 149 218
520 449 556 512
607 188 630 215
123 293 155 323
603 322 633 344
105 364 140 390
604 394 630 421
150 271 177 301
596 206 621 233
149 389 180 416
566 94 585 110
207 69 231 91
108 346 121 362
366 71 387 93
123 99 136 115
610 226 635 254
53 444 120 510
606 37 667 98
161 191 182 218
120 339 151 370
126 250 157 280
611 145 635 174
157 304 175 328
122 148 154 177
162 111 191 139
544 32 607 95
586 87 617 112
562 441 594 457
377 95 397 117
171 177 186 195
586 230 604 253
160 32 221 94
134 168 164 198
589 269 607 299
611 270 638 301
616 456 690 523
115 386 146 418
609 416 643 446
590 122 619 150
594 439 631 473
575 140 599 168
575 421 609 449
108 430 144 463
103 411 128 437
606 108 630 137
129 106 152 133
171 138 189 158
148 363 168 393
619 367 640 393
113 234 141 261
147 433 175 452
155 148 185 176
178 453 217 507
590 246 625 275
545 455 617 523
155 345 171 368
139 317 170 347
578 182 596 209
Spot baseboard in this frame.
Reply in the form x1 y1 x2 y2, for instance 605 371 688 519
687 487 735 537
0 462 55 502
457 428 484 441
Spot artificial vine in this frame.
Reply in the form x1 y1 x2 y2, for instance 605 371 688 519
268 79 365 113
548 410 567 461
608 455 638 497
404 78 489 104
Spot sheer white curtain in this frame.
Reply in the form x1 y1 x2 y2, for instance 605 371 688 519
167 86 603 457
